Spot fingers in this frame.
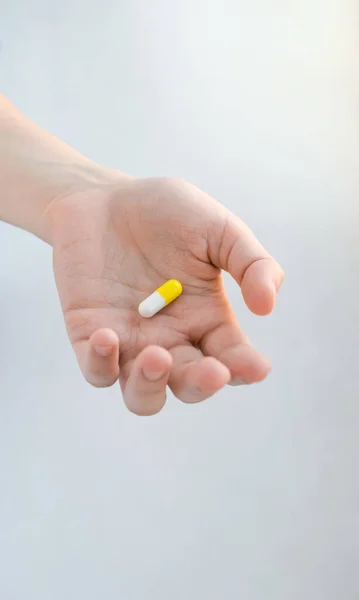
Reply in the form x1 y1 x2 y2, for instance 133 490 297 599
121 345 172 416
208 215 284 315
122 344 230 414
75 328 120 387
169 345 231 403
122 344 232 412
200 322 271 385
241 257 284 316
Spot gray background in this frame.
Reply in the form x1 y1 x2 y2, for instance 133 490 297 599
1 1 359 598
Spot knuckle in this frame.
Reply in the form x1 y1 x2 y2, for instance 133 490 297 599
155 176 191 199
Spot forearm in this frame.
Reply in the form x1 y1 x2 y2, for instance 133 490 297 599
0 94 117 243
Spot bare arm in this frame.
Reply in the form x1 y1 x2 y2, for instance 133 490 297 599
0 94 283 414
0 94 116 241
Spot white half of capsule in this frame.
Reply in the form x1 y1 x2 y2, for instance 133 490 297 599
138 291 167 318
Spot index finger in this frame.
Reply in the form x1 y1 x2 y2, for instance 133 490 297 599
207 213 284 315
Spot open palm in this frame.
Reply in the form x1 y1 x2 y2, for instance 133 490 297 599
49 176 283 415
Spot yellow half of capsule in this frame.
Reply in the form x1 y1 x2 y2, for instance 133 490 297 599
156 279 183 305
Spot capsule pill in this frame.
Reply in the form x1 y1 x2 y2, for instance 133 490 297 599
138 279 183 318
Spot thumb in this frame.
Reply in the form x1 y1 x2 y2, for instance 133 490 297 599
208 213 284 315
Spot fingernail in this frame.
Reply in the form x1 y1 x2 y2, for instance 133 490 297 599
94 345 113 357
142 370 166 382
229 376 246 386
273 280 279 300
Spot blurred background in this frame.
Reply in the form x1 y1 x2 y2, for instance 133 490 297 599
1 1 359 598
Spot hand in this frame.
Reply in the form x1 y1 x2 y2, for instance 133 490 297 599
47 175 284 415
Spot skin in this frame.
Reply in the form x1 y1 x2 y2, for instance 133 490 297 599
0 94 284 415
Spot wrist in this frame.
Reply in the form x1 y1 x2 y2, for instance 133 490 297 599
42 166 134 246
0 94 128 244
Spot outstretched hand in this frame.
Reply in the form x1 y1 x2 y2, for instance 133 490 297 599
47 176 284 415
